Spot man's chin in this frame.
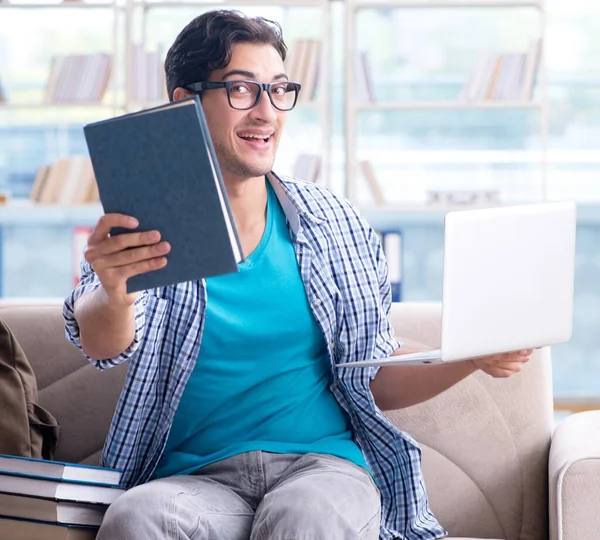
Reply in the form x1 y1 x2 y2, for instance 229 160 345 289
215 146 275 179
238 159 274 178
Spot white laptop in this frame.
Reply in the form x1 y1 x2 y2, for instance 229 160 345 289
337 201 577 368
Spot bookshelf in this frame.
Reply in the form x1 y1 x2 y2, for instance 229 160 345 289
350 0 543 8
0 0 332 184
344 0 549 208
355 100 544 111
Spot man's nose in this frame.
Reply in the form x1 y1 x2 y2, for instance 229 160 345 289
250 89 278 122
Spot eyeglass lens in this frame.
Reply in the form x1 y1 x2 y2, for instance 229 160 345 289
228 81 297 110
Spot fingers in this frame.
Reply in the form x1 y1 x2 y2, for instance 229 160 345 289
495 361 525 373
489 367 521 378
83 214 170 304
88 214 139 245
474 349 535 379
487 350 532 364
92 241 170 270
479 362 524 378
102 256 168 286
86 230 165 260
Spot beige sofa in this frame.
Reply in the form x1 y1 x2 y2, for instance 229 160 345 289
1 299 599 540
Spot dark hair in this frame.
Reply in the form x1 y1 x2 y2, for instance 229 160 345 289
165 10 287 100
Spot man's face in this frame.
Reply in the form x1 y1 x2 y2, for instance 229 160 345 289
201 42 289 181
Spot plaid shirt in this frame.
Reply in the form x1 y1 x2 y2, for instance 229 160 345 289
63 173 445 540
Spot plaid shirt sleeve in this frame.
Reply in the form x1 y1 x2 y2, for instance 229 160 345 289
367 225 402 380
63 257 149 370
339 202 403 381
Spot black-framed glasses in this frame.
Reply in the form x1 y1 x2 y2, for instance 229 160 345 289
184 80 302 111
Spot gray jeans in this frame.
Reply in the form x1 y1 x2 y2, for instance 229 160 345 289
97 451 381 540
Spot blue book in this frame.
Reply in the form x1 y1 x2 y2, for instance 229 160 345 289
0 473 124 506
0 454 121 487
0 492 105 527
83 96 244 293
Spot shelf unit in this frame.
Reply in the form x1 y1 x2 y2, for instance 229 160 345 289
355 100 545 111
0 0 332 185
350 0 543 8
0 1 117 8
344 0 549 206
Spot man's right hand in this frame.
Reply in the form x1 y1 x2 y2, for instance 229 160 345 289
84 213 171 305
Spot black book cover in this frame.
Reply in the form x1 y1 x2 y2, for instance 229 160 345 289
84 97 243 293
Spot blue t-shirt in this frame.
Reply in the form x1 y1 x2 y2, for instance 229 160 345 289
154 181 367 478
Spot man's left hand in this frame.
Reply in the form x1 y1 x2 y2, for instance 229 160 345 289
471 349 534 378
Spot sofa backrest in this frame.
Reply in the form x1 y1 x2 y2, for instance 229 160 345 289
0 300 126 466
388 302 554 540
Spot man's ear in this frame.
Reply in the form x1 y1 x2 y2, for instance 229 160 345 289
172 87 192 102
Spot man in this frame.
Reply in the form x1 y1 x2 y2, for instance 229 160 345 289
63 10 532 540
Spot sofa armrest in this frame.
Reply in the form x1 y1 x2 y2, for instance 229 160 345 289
549 410 600 540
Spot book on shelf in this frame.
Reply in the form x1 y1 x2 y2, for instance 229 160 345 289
83 95 244 293
0 516 98 540
427 189 500 207
44 53 112 104
0 76 6 104
360 159 386 205
0 492 105 527
354 50 375 103
292 153 321 183
0 454 121 487
285 39 321 104
73 226 94 287
131 43 169 104
459 38 543 102
30 156 99 205
377 229 402 302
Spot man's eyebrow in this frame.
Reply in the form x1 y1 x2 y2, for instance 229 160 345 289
220 69 289 81
221 69 255 80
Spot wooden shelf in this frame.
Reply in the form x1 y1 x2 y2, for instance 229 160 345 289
0 202 103 226
361 202 600 226
139 0 326 8
354 100 544 111
0 103 123 111
0 1 117 8
353 0 542 10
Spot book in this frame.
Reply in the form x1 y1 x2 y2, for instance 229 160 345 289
0 474 125 505
0 454 121 487
0 492 105 527
381 230 402 302
360 160 385 205
0 516 98 540
83 96 244 293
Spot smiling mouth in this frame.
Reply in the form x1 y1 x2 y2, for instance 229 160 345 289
237 133 273 144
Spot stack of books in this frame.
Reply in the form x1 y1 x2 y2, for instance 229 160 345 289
0 454 126 540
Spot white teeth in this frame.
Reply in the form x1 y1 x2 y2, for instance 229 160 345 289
239 133 270 140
